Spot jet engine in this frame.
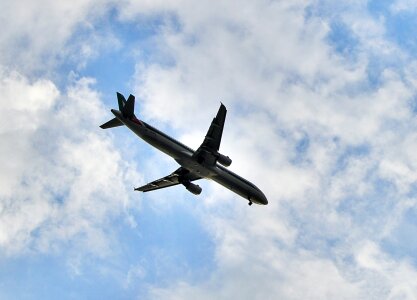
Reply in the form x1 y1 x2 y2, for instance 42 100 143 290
216 153 232 167
184 182 202 195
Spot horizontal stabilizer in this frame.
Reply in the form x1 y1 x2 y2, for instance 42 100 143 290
100 117 123 129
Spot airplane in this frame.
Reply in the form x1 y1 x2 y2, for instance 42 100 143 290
100 93 268 206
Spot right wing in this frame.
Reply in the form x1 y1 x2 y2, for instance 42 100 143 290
135 167 201 192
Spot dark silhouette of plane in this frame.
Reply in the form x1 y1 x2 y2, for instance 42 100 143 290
100 93 268 206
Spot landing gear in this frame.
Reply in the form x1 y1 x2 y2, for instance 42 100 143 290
248 201 252 206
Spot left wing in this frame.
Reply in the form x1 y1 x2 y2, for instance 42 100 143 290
135 167 201 192
192 103 227 165
198 103 226 152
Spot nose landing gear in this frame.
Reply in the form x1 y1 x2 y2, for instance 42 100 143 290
248 201 252 206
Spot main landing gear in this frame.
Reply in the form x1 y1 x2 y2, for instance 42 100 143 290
248 201 253 206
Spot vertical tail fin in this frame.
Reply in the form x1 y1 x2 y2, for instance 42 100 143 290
100 92 135 129
122 94 135 118
117 92 126 111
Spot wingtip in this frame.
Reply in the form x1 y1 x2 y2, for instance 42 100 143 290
220 102 227 113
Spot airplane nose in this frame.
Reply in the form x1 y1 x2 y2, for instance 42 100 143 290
260 194 268 205
253 191 268 205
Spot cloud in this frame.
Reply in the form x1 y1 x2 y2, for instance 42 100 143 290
0 0 116 73
0 69 58 198
354 241 417 299
115 0 417 298
148 253 362 299
390 0 417 13
2 0 417 298
0 70 141 258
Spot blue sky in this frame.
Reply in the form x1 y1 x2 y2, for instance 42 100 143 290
2 1 417 299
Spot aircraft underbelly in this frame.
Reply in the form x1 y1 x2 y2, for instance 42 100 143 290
209 167 267 204
176 158 213 178
130 125 185 159
211 170 250 200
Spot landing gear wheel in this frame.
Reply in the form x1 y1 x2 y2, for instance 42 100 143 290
248 201 252 206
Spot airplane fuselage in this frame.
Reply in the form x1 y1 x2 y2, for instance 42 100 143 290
111 109 268 205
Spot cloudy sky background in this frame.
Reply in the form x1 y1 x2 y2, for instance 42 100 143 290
2 0 417 299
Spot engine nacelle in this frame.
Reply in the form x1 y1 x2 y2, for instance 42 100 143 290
217 153 232 167
185 182 202 195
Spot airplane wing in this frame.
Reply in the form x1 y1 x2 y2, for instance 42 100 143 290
195 103 227 154
135 167 201 192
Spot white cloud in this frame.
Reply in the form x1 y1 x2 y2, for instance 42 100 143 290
0 71 141 257
0 69 58 198
354 241 417 299
2 0 417 297
390 0 417 13
0 0 145 263
0 0 116 73
148 250 362 300
115 0 417 298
